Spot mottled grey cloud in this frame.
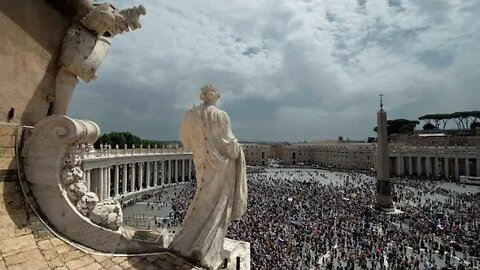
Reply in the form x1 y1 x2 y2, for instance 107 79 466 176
70 0 480 142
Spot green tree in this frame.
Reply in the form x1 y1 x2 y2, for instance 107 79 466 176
418 114 433 124
94 132 142 148
468 111 480 127
430 114 442 128
420 111 480 130
450 111 478 129
373 119 419 135
423 123 436 130
471 122 480 129
399 124 413 134
437 113 451 130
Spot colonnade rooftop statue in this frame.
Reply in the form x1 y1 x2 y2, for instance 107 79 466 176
170 84 248 269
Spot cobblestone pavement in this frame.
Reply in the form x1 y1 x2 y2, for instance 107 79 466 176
0 173 204 270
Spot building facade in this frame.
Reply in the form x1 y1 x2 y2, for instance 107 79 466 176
242 144 269 166
280 143 375 170
243 133 480 180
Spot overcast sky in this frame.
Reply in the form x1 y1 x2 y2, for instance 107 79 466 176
70 0 480 142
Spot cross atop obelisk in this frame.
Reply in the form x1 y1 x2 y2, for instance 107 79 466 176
379 93 384 110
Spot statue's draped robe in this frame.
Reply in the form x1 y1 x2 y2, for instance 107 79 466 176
169 104 247 269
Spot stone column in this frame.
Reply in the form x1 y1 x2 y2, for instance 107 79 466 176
454 158 459 180
164 160 167 185
189 159 193 180
138 162 144 190
477 158 480 177
122 164 128 194
182 159 186 182
184 160 188 181
395 157 401 176
178 160 182 182
131 163 136 191
98 168 104 200
114 165 119 197
425 157 431 177
154 161 158 187
103 167 107 199
146 161 151 188
108 167 112 197
174 160 178 183
444 158 449 178
105 167 110 199
434 157 439 176
401 156 405 175
169 160 172 184
465 158 470 177
392 157 400 175
417 156 422 176
84 169 91 192
407 157 412 175
161 160 165 185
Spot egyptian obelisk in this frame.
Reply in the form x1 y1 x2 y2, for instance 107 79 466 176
376 94 394 210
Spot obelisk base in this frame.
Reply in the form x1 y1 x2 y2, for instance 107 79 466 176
376 179 394 211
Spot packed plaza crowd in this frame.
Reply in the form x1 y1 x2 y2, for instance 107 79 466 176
122 186 184 230
169 168 479 270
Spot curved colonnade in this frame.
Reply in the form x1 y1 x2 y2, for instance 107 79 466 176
389 144 480 178
80 147 194 202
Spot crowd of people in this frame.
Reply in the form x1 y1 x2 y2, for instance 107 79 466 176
122 186 184 230
170 169 479 270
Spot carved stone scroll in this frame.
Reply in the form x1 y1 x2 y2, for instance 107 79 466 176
22 115 171 253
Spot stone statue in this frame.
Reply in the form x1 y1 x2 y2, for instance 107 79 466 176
169 84 247 269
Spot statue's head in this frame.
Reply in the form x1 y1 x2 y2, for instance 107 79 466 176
200 84 220 105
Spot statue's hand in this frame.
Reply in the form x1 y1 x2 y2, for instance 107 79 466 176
222 138 241 159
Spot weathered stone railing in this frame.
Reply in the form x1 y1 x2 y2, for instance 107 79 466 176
78 145 194 202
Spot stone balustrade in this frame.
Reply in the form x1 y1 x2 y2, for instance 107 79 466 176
81 143 188 158
76 144 194 202
389 144 480 155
